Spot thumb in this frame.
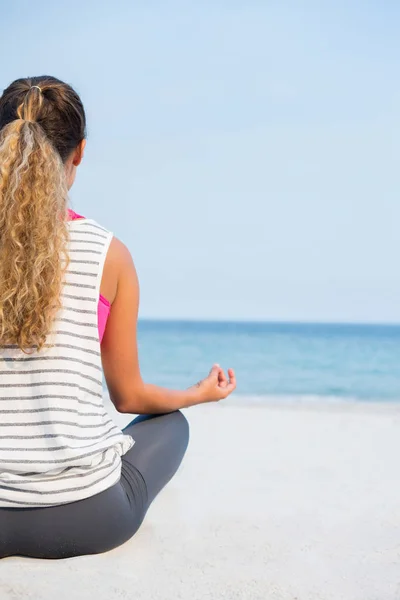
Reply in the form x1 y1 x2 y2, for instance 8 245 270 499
208 363 220 379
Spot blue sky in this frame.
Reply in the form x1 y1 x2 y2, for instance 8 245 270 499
1 1 400 322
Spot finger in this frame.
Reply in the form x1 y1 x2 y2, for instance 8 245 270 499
208 363 220 380
227 368 236 390
217 371 236 398
218 368 228 387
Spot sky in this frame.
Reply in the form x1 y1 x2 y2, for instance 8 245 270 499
1 1 400 323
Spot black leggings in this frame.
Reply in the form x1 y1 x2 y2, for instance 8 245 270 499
0 410 190 559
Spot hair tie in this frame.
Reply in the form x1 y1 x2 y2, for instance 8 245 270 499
30 86 42 93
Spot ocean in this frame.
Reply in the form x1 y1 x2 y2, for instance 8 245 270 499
103 320 400 404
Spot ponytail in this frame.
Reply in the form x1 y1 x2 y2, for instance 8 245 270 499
0 80 79 354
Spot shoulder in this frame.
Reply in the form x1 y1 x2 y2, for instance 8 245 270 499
105 237 139 306
107 237 139 306
108 236 134 271
70 215 136 275
92 225 137 282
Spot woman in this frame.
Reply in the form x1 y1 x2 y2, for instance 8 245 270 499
0 76 236 559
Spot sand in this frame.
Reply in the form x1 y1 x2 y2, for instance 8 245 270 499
1 398 400 600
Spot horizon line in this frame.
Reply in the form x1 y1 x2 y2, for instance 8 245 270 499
137 317 400 328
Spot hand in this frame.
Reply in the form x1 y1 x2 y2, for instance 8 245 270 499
189 364 236 404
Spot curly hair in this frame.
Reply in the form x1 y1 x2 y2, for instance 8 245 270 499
0 76 86 354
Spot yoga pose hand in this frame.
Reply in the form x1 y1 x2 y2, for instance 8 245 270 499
190 364 236 404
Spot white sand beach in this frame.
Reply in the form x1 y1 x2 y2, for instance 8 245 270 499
2 398 400 600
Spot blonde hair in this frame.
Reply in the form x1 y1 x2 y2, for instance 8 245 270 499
0 77 86 354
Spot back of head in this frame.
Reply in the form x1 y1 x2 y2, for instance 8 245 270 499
0 76 86 354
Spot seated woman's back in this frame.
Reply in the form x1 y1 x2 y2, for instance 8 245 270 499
0 74 234 559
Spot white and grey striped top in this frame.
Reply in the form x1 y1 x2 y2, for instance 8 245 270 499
0 217 134 508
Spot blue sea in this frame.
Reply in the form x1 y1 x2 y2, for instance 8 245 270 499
104 320 400 404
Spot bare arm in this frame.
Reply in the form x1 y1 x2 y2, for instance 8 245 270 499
101 238 236 414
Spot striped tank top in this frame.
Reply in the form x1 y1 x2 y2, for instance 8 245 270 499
0 217 134 508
